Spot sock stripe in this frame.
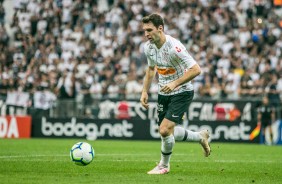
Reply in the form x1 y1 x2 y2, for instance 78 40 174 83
183 130 188 141
161 151 172 156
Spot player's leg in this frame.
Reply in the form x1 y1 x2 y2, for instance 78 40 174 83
174 126 210 157
261 122 268 144
168 91 211 157
269 125 273 145
174 126 201 141
266 123 273 145
147 118 175 175
159 118 175 166
148 95 174 175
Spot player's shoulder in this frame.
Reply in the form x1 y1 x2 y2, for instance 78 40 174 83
165 35 185 53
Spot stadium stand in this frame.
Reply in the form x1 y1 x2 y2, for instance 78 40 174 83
0 0 281 117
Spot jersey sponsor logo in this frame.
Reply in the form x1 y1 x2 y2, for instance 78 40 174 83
175 46 181 52
157 67 176 75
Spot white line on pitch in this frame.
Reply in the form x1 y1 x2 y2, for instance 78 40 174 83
0 153 189 158
0 159 280 164
0 155 280 163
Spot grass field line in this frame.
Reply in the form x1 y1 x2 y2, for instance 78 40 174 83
1 159 280 163
97 159 281 163
0 153 268 158
0 152 274 158
0 153 192 158
0 155 280 163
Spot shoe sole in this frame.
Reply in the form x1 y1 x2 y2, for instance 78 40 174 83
147 165 170 174
147 171 169 175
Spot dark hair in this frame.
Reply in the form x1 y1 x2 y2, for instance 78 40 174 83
142 13 164 29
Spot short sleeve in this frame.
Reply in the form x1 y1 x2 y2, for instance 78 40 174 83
144 43 155 67
172 41 196 69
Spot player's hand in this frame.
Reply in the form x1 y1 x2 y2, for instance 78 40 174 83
140 92 149 109
160 82 177 94
257 121 261 127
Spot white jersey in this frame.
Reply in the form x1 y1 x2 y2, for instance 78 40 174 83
144 35 197 96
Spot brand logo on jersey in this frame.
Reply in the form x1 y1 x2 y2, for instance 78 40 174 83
149 45 155 56
175 47 181 52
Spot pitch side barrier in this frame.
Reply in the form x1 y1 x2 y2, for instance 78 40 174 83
1 98 281 144
29 99 266 143
31 117 261 143
0 116 32 138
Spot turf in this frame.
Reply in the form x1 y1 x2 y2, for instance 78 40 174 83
0 139 281 184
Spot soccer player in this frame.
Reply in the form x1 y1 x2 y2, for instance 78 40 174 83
257 96 276 145
140 14 211 175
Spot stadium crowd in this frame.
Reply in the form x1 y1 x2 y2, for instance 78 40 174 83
0 0 281 109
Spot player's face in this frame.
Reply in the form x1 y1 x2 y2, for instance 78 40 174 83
142 22 162 44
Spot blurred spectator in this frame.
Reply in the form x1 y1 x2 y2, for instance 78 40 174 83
33 84 56 116
125 72 140 100
0 3 4 26
266 73 281 106
56 70 76 99
107 80 120 99
257 96 276 145
0 26 9 46
89 78 102 100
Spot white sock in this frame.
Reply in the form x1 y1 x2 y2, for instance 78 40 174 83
160 134 175 166
174 126 201 141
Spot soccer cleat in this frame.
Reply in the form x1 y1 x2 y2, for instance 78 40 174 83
199 130 211 157
147 163 170 174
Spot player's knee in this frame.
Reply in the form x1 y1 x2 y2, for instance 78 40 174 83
159 127 171 137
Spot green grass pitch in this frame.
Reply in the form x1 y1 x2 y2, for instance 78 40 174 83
0 139 281 184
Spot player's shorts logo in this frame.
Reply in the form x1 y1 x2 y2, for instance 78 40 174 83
157 104 163 112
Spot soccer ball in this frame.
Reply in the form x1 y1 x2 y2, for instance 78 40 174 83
70 142 95 166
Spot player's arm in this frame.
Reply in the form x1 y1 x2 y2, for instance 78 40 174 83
161 64 201 93
257 111 262 124
257 113 261 122
161 42 201 93
140 66 155 109
175 63 200 88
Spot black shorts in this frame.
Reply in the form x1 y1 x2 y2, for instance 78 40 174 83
157 91 194 125
261 120 272 128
